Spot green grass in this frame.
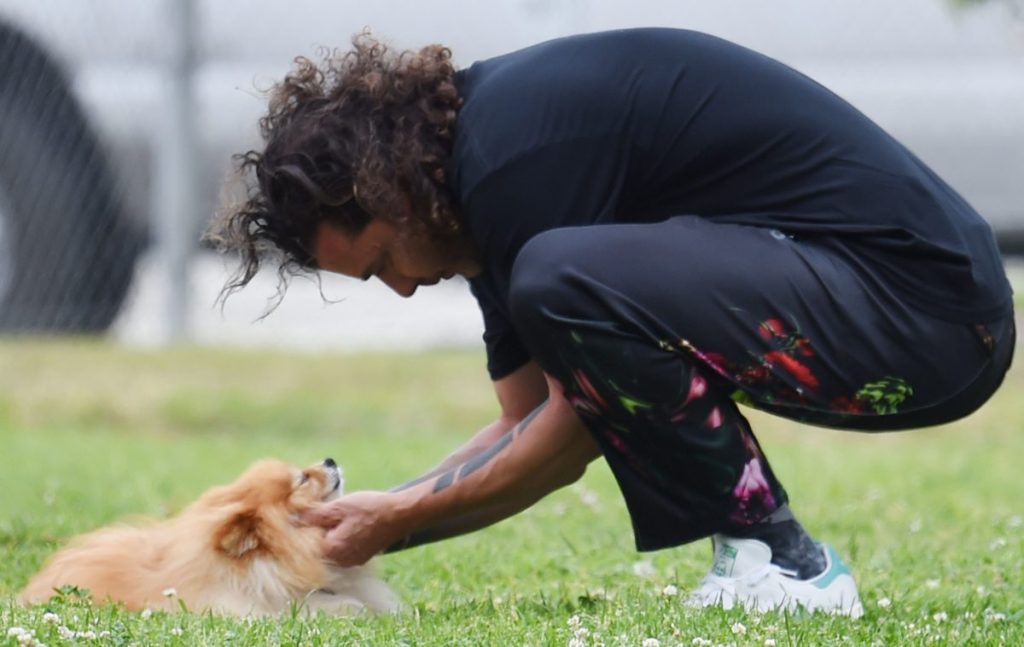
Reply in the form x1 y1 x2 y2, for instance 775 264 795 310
1 339 1021 646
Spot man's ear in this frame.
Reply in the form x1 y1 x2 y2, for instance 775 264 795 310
216 512 262 558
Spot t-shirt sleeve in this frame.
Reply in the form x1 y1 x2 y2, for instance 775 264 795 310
468 275 531 380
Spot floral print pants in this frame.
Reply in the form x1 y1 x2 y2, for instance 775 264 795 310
508 216 1014 550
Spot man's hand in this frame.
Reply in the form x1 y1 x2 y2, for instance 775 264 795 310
302 371 600 563
301 490 406 567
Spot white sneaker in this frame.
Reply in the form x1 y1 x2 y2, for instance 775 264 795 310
685 534 864 618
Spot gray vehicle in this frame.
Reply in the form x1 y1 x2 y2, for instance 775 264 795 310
0 19 142 331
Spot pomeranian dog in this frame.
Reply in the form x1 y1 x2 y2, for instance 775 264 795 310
20 458 400 617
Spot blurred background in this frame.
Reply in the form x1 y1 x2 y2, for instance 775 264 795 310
0 0 1022 352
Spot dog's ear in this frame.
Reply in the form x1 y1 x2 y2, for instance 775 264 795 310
216 512 262 558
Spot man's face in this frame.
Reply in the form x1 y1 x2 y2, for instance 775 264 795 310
312 220 478 298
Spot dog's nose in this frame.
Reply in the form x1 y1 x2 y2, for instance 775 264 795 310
323 457 336 468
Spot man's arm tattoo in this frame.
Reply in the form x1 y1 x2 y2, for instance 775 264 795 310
430 401 547 493
389 402 548 494
385 402 551 553
390 469 440 493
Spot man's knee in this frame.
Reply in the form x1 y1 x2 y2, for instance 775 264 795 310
508 229 585 334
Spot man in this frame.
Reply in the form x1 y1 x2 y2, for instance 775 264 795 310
207 29 1015 616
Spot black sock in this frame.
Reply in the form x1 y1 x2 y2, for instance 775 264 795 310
728 504 827 579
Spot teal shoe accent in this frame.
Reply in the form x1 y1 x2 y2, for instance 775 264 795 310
813 544 852 590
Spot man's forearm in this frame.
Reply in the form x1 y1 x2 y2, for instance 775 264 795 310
426 402 546 495
384 498 533 553
382 394 599 551
389 415 520 493
384 405 552 551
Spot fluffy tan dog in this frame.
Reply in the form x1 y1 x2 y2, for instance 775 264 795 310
20 458 400 617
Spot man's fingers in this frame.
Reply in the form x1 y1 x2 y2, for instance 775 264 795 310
298 502 342 528
322 528 373 567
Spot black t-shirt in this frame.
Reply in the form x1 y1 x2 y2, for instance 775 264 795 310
448 28 1013 380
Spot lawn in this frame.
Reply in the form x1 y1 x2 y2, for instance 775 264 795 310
1 339 1021 646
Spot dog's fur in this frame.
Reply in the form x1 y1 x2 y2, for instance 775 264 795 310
19 459 400 617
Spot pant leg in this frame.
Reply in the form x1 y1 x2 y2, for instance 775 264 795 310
507 215 1013 550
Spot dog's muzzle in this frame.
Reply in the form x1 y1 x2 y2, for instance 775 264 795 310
322 457 343 499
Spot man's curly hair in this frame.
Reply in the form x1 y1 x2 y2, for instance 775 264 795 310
206 32 465 301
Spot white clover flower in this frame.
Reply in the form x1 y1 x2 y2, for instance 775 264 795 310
764 640 777 647
988 537 1007 550
568 615 582 629
140 608 154 619
1008 515 1022 529
41 613 59 625
162 587 178 598
731 622 747 635
924 578 940 589
591 587 612 600
8 629 35 646
877 597 892 608
983 608 1007 622
98 631 111 639
661 584 678 596
691 639 712 647
568 639 586 647
642 639 661 647
932 612 948 622
975 585 986 595
77 630 97 640
170 627 184 636
574 627 589 639
579 489 599 508
57 626 75 640
632 560 656 577
909 518 922 533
